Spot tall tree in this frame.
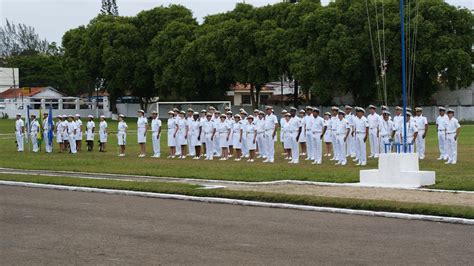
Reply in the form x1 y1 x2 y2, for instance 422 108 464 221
0 19 50 56
100 0 119 16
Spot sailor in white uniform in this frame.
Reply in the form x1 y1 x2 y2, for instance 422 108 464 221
245 115 257 162
55 115 65 152
240 110 249 158
263 106 278 163
255 111 267 159
344 105 356 158
199 110 207 157
393 106 403 144
353 107 369 166
212 111 221 157
329 106 339 161
367 105 381 158
176 111 188 159
202 112 216 160
379 111 395 154
74 114 83 151
445 109 461 165
280 110 288 154
303 106 315 161
86 115 95 151
186 108 195 157
99 115 108 152
232 114 243 161
281 113 292 160
150 111 162 158
298 108 310 157
167 111 178 158
137 110 148 157
42 112 54 153
29 114 40 152
334 110 350 165
67 115 78 154
413 107 428 159
436 107 449 160
15 113 25 152
61 115 69 151
226 111 235 158
288 108 302 164
398 112 418 152
117 114 128 156
311 108 326 165
189 112 202 159
323 112 332 157
216 114 231 160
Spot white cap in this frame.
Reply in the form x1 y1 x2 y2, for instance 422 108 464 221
100 115 105 118
119 114 125 118
16 113 21 116
87 115 94 118
75 114 80 117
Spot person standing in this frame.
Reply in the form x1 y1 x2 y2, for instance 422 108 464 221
353 107 369 166
55 115 65 153
176 111 188 159
263 106 278 163
329 107 339 161
117 114 128 156
217 114 231 160
413 107 428 159
62 115 69 152
393 106 403 144
30 114 40 152
150 111 162 158
189 112 202 159
67 115 78 154
255 111 266 160
303 106 314 160
15 113 25 152
398 112 418 152
42 112 54 153
86 115 95 151
226 111 235 158
344 105 356 158
280 110 288 154
99 115 108 152
75 114 83 152
202 112 216 161
167 111 178 158
323 112 333 157
186 108 195 157
298 109 309 157
379 111 395 154
436 107 449 161
232 114 243 161
334 110 350 165
245 115 257 162
281 113 292 160
367 105 381 158
240 110 249 158
311 108 326 165
212 111 221 157
445 109 461 165
137 110 148 158
288 108 302 164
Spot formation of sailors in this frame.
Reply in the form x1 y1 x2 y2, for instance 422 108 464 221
14 105 461 165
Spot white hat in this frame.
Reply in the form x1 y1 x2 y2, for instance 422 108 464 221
193 112 199 115
151 110 157 114
119 114 125 118
100 115 105 118
344 105 352 109
87 115 94 118
16 113 21 116
368 105 376 109
75 114 80 117
383 110 391 115
281 110 288 113
247 115 254 119
447 108 455 113
138 110 145 113
168 110 174 115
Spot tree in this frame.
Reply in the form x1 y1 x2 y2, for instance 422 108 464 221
0 19 50 56
100 0 119 16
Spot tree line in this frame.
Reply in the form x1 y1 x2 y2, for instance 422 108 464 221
1 0 472 109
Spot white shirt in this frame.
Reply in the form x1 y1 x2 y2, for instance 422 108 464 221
436 115 449 130
393 115 403 132
118 121 128 132
56 120 64 133
330 116 338 130
256 117 266 133
86 121 95 134
15 119 24 133
43 118 54 131
245 122 256 134
310 116 325 132
353 116 369 133
264 114 278 131
75 119 83 132
189 119 201 134
302 114 313 131
288 116 302 132
217 120 230 134
379 119 395 137
167 117 177 131
233 121 242 134
413 115 428 132
398 120 418 138
446 117 460 133
137 116 147 129
99 121 108 133
67 121 78 135
201 119 215 134
151 118 162 132
367 113 381 129
30 119 40 133
177 117 187 133
335 118 350 135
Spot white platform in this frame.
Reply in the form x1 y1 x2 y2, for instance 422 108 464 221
360 153 435 188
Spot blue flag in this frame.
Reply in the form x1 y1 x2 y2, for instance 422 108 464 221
48 107 54 145
26 105 30 144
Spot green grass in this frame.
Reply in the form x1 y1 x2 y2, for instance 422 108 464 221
1 173 472 219
0 119 472 190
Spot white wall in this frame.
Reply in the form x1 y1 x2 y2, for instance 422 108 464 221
0 68 19 93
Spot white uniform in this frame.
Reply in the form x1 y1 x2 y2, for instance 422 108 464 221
232 120 243 149
15 119 25 152
202 119 216 160
61 120 69 142
345 113 356 157
226 118 235 148
367 113 381 157
137 116 148 144
288 117 302 163
334 118 350 164
279 117 286 143
56 120 65 144
30 119 40 152
281 119 292 150
151 118 162 157
117 121 128 146
445 117 460 164
393 114 403 143
255 117 266 157
323 119 332 143
187 117 195 156
436 115 449 160
99 121 108 143
413 115 428 159
67 121 78 153
217 120 230 148
176 117 187 147
264 114 278 162
299 115 309 144
353 116 368 164
379 119 395 153
245 121 257 151
75 119 83 141
212 116 220 156
304 115 315 160
42 119 54 153
310 115 325 164
330 116 338 158
86 121 95 141
240 117 249 156
398 120 418 152
189 119 201 148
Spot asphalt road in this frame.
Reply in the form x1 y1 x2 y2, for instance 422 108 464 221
1 186 472 265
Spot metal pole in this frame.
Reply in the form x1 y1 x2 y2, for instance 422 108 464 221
400 0 407 153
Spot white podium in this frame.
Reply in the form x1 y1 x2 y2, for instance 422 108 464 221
360 153 435 188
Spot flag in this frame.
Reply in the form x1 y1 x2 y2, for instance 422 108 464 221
38 109 43 150
26 106 30 144
48 107 54 149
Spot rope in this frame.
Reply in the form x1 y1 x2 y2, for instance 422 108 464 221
381 0 387 105
364 0 382 103
373 0 386 104
409 0 420 107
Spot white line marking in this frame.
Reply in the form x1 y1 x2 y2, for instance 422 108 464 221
0 181 472 225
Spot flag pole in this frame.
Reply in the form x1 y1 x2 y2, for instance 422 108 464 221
400 0 408 153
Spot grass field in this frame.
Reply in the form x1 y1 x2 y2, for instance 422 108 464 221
0 118 472 191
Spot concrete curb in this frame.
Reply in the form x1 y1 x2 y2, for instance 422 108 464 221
1 180 473 225
0 167 472 194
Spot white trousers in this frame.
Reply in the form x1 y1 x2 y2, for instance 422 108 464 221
379 136 391 153
241 134 248 156
256 133 266 157
290 133 299 163
188 136 195 156
305 132 314 159
437 131 447 159
205 134 214 160
152 132 160 156
347 130 356 156
446 134 457 163
416 130 426 158
335 135 347 164
312 132 322 163
368 129 379 156
44 132 53 153
69 134 77 154
331 131 338 158
264 131 275 161
30 132 39 152
355 134 367 164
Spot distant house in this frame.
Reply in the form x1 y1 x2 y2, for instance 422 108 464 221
0 86 66 100
226 80 299 106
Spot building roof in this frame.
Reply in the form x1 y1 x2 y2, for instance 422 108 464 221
0 86 65 99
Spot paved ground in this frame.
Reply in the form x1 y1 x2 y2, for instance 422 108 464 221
1 167 473 207
1 186 472 265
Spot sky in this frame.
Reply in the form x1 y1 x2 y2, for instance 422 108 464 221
1 0 472 44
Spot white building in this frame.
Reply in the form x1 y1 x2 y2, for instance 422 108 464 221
0 67 19 93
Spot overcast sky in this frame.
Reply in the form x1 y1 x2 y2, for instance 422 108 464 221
1 0 472 44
